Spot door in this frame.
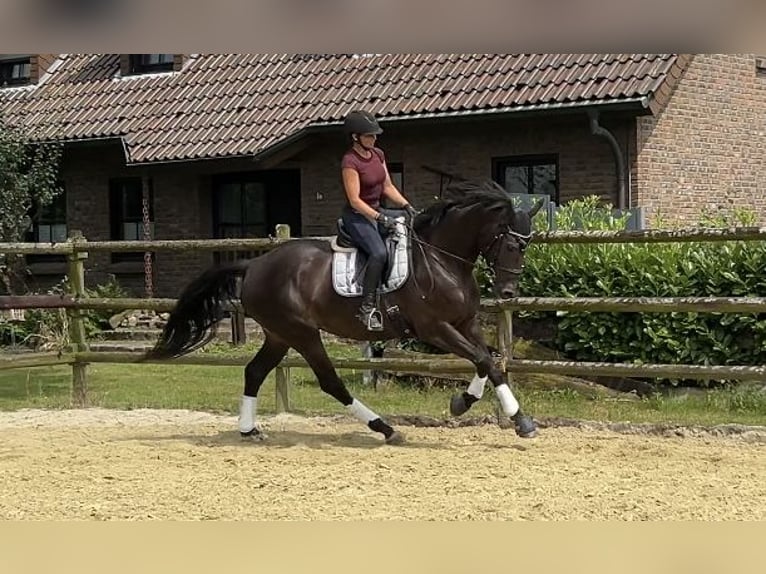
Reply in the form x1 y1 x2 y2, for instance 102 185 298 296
212 170 301 263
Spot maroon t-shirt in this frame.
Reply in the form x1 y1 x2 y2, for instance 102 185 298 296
341 147 387 209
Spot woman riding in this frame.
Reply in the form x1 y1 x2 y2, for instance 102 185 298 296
340 109 418 331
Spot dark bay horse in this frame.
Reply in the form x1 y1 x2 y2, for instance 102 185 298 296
145 180 543 444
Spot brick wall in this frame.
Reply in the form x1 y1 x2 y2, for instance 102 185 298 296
297 114 631 236
62 143 137 293
53 145 270 297
635 54 766 226
45 143 214 297
30 54 56 83
149 167 214 297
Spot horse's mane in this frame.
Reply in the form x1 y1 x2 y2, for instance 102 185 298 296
413 178 513 232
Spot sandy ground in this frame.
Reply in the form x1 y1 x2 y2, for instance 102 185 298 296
0 408 764 521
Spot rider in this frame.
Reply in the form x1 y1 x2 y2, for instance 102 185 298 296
340 109 418 331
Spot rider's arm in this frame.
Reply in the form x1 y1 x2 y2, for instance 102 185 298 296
342 167 383 221
381 162 410 208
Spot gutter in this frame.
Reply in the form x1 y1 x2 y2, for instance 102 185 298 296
247 96 651 167
587 108 627 210
313 97 651 128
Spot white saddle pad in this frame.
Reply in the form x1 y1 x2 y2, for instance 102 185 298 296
331 218 410 298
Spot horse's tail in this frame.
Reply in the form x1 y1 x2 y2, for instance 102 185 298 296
143 259 251 360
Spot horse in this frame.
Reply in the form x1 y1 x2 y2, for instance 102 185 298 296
144 179 544 444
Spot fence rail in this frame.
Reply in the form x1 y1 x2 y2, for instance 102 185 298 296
2 225 766 408
6 294 766 315
3 226 766 256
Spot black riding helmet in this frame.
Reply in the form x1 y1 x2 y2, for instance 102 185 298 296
343 110 383 136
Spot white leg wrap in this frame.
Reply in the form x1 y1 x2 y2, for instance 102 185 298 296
495 383 519 417
239 395 257 433
467 374 488 399
347 398 379 423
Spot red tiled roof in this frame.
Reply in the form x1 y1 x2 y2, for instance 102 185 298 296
0 54 686 164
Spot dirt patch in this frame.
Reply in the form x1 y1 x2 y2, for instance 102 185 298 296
1 408 764 520
386 414 766 443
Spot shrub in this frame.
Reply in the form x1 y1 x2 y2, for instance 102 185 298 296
0 275 130 350
475 197 766 387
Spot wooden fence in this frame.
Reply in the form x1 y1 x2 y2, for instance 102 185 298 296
2 225 766 409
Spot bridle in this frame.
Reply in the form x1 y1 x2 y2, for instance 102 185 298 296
481 226 532 276
406 221 532 296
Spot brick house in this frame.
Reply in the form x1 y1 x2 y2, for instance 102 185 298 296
1 53 764 297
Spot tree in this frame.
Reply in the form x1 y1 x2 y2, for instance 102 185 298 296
0 114 64 293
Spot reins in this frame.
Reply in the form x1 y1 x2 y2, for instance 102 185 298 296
402 219 532 298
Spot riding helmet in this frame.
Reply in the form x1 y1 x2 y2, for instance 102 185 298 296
343 110 383 136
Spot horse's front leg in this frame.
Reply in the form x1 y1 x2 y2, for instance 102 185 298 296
417 320 537 438
449 317 504 416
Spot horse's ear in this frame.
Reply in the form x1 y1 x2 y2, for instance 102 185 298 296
528 198 545 218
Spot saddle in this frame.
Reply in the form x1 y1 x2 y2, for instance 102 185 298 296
330 215 411 298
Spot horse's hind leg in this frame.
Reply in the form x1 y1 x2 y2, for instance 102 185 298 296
292 328 404 445
239 332 289 439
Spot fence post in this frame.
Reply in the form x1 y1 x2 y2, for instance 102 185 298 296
275 366 290 413
66 230 89 406
230 297 246 346
275 223 291 242
496 308 513 370
273 224 292 412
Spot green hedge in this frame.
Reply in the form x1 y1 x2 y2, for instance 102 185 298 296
478 197 766 386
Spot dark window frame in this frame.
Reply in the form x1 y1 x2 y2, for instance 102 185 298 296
211 171 302 264
25 185 67 265
212 177 269 240
0 56 31 87
109 177 155 263
128 54 175 75
492 154 560 204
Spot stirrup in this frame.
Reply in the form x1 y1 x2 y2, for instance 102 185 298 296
366 308 383 331
358 307 383 331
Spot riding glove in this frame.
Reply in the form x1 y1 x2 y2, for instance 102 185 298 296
403 204 419 220
377 213 398 232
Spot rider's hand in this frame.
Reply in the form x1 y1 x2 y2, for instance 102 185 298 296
377 213 398 232
403 204 419 221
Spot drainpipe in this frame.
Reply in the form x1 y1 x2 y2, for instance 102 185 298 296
587 109 627 210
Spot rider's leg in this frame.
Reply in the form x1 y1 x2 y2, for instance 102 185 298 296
341 207 388 330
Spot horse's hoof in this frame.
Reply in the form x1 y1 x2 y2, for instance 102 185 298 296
240 428 268 441
450 394 469 417
385 431 406 445
513 415 538 438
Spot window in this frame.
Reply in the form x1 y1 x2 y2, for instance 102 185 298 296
492 154 559 203
25 187 67 264
215 181 268 239
0 55 31 87
109 177 154 263
757 56 766 77
128 54 175 75
212 171 302 264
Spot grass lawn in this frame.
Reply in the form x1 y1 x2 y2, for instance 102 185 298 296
1 340 764 427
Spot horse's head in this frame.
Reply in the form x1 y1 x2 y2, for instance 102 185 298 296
412 178 544 298
478 197 543 298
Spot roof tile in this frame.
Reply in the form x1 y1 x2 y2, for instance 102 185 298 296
0 53 683 163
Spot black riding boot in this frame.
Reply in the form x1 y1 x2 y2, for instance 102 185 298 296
357 257 385 331
357 293 383 331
